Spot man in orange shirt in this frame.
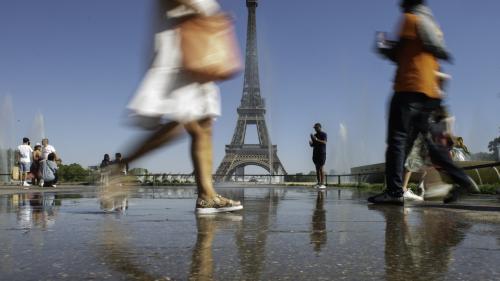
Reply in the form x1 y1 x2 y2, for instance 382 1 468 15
369 0 475 205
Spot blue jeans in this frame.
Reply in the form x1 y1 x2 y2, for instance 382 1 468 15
19 162 31 173
385 92 471 197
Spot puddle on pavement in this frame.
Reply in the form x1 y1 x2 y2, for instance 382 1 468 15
1 187 499 280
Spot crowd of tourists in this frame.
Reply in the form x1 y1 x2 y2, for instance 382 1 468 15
15 137 59 188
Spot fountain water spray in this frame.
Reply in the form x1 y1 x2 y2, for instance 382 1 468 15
30 111 46 144
332 123 352 180
0 95 16 183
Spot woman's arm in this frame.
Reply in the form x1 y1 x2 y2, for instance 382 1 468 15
176 0 220 16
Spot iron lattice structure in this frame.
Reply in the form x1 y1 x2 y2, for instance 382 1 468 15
215 0 286 182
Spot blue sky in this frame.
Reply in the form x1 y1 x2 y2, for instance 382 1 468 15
1 0 499 174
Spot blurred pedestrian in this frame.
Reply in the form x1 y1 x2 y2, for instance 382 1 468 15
120 0 242 213
16 137 33 187
100 154 112 168
451 137 470 161
370 0 476 205
100 154 112 186
309 123 327 189
113 153 128 175
402 72 453 201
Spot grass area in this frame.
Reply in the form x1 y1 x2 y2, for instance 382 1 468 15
478 184 500 195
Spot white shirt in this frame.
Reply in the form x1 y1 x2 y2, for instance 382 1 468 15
17 144 33 163
42 145 56 160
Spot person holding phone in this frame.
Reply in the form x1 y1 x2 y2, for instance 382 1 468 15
309 123 327 189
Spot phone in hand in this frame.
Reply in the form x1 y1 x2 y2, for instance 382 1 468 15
376 31 389 49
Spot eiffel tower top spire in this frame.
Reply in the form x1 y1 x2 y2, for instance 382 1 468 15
241 0 262 109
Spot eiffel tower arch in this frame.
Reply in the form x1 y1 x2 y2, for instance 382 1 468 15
216 0 286 182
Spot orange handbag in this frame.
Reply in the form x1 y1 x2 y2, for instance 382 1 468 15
179 13 242 82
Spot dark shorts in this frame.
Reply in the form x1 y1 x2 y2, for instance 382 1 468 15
313 154 326 167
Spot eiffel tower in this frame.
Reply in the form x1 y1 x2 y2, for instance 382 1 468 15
216 0 286 182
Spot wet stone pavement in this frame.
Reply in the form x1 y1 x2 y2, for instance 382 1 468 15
0 186 500 281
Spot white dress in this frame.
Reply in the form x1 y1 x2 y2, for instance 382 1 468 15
127 0 221 129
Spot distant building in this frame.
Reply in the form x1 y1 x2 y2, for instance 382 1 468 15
88 165 98 171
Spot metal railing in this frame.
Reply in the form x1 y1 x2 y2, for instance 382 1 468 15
1 162 499 186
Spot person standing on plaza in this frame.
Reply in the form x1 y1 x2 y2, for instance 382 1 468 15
16 137 33 187
30 144 43 186
309 123 327 189
369 0 476 204
121 0 243 213
113 153 128 175
41 138 57 161
100 154 112 186
100 154 112 169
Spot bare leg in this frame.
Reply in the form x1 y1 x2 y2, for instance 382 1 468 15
402 170 412 192
21 172 26 184
185 118 217 200
123 121 184 164
319 166 325 185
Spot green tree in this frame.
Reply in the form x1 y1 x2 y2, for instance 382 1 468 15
488 136 500 156
58 163 87 182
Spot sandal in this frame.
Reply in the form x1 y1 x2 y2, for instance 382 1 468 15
196 194 243 214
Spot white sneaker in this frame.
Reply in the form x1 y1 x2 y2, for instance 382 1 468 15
403 189 423 202
22 182 31 187
318 184 326 189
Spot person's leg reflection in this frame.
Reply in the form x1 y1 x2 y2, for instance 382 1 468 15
311 191 327 252
190 213 243 281
189 215 216 281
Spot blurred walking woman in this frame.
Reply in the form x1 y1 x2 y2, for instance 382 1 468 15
125 0 242 213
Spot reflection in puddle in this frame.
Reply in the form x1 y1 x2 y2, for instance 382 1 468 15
0 187 499 280
369 205 470 281
311 191 327 253
189 214 243 281
9 193 61 230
